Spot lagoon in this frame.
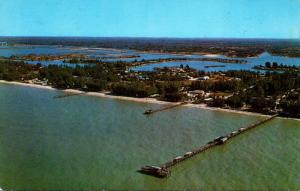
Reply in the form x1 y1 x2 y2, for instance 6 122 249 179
1 45 300 72
133 52 300 72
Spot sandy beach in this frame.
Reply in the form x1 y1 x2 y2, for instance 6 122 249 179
1 80 299 121
0 80 171 106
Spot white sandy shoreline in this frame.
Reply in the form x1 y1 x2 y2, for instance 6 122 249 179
1 80 299 121
0 80 171 105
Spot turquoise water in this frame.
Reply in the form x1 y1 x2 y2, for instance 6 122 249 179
0 84 299 190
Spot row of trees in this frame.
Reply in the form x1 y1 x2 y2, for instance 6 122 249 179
0 60 39 81
111 81 184 101
280 90 300 117
111 82 157 98
191 79 242 92
39 62 128 91
264 62 299 71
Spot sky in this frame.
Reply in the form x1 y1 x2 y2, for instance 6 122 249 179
0 0 300 39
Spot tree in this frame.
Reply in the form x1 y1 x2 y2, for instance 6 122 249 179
210 98 225 107
162 82 183 102
280 99 300 116
111 82 157 98
86 79 106 91
226 94 243 108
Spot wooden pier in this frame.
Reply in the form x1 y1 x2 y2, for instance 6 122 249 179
144 102 188 115
139 114 278 178
53 92 86 99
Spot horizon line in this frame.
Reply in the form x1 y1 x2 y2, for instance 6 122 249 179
0 35 299 41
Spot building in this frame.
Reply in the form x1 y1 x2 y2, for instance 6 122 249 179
197 76 210 81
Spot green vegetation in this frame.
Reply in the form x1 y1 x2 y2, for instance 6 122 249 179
0 60 123 91
0 60 39 81
225 72 299 115
280 89 300 117
40 63 123 90
111 82 156 98
191 79 241 92
161 82 184 102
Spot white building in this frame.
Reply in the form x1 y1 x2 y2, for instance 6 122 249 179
197 76 210 81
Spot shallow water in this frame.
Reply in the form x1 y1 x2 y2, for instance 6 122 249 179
0 45 184 63
133 52 300 72
1 46 300 72
0 84 299 190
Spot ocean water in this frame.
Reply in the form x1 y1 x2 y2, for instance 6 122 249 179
0 84 299 190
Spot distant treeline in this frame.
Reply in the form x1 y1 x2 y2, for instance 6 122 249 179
2 37 300 57
253 62 300 71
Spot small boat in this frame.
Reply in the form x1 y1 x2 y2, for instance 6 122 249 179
144 109 153 115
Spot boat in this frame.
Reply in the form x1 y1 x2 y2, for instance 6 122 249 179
144 109 153 115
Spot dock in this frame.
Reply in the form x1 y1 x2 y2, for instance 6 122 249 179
53 92 86 99
139 114 278 178
144 102 188 115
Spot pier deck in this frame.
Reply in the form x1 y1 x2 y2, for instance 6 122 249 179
144 102 188 115
139 114 277 178
53 92 86 99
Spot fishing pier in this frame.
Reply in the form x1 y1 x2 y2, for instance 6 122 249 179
144 102 188 115
53 92 86 99
139 114 278 178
